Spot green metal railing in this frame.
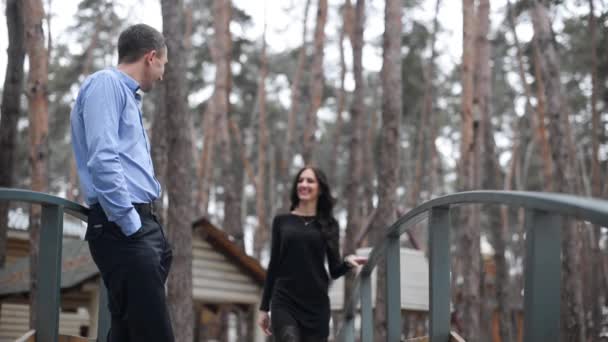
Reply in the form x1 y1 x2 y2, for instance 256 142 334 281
337 190 608 342
0 188 110 342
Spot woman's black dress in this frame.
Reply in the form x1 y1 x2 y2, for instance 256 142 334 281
260 214 351 338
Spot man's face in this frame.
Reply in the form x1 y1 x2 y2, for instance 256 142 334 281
140 47 168 92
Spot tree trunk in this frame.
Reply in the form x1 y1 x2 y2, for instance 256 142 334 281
161 1 194 340
329 0 349 188
282 0 311 188
151 83 168 224
475 1 497 341
459 0 475 193
531 38 554 192
506 0 553 192
254 26 269 257
500 120 522 342
361 110 376 218
212 0 241 246
530 1 586 340
589 0 603 339
373 0 402 340
0 0 25 268
342 0 365 328
23 0 49 328
228 117 255 188
426 0 441 201
458 0 481 339
406 0 442 207
196 100 216 217
301 0 327 164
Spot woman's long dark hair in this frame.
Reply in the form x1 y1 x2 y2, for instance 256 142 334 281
290 167 339 250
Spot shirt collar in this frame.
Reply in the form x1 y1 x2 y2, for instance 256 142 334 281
112 67 141 94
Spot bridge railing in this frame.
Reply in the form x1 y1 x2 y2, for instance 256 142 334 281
0 188 110 342
336 190 608 342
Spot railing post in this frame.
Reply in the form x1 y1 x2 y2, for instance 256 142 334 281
98 281 111 341
360 274 373 342
36 204 64 342
428 206 451 342
523 209 561 342
386 234 401 341
341 317 355 342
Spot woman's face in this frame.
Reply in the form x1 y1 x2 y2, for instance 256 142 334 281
296 168 320 203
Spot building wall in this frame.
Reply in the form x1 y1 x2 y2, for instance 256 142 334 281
329 247 430 311
192 238 262 304
0 303 90 342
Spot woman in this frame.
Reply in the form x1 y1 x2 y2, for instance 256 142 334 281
258 166 367 341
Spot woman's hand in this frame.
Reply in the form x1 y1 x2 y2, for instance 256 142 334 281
345 254 368 269
258 311 272 336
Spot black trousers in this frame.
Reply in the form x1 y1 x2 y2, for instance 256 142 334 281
86 203 174 342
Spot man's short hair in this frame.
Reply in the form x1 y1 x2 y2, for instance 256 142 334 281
118 24 166 64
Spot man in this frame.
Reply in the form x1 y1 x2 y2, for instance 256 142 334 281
70 24 173 341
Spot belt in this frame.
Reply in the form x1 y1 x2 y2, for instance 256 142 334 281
133 202 156 216
90 202 157 216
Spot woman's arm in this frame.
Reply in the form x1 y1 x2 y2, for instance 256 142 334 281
259 216 281 311
327 222 352 279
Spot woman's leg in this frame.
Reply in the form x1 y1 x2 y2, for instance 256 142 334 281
301 329 328 342
271 308 301 342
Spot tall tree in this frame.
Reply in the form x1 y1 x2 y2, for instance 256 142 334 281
373 0 402 340
213 0 242 247
282 0 311 191
458 0 481 339
254 24 269 257
406 0 442 209
342 0 365 325
506 0 553 194
161 0 195 340
301 0 328 164
329 0 351 187
151 83 168 223
426 0 442 200
0 0 25 268
530 1 585 340
474 1 503 341
588 0 603 338
196 100 216 216
23 0 49 328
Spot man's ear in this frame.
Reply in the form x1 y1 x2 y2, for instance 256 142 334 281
145 50 157 64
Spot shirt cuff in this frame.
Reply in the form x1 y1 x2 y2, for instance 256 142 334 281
114 208 141 236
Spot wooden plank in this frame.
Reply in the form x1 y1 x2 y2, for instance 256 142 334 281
12 331 93 342
450 331 466 342
192 239 213 249
402 331 465 342
192 277 260 293
192 267 255 282
14 330 35 342
57 335 93 342
192 288 260 304
193 259 242 272
192 248 228 261
404 337 428 342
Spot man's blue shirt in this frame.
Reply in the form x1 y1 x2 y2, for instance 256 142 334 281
70 67 161 236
